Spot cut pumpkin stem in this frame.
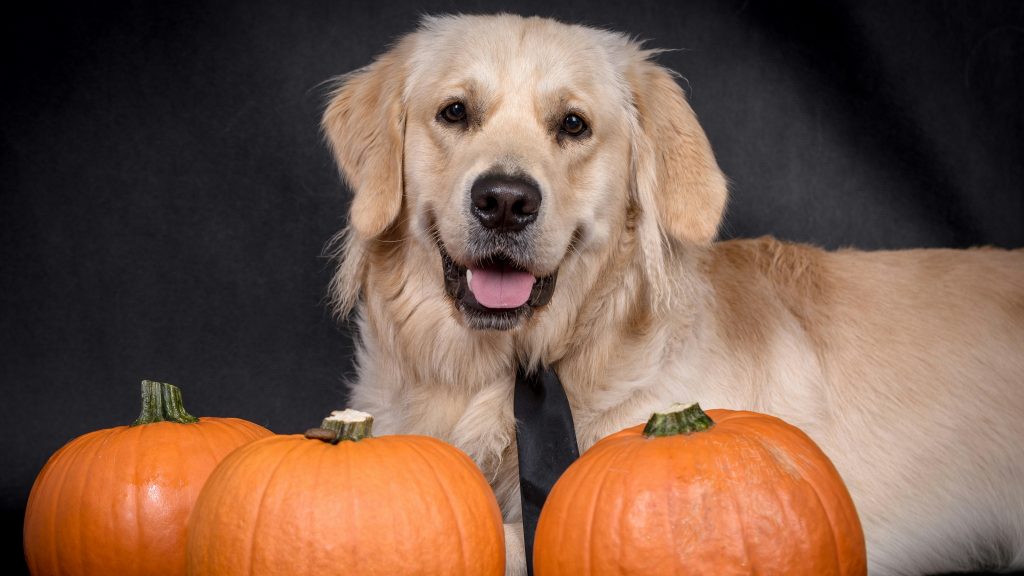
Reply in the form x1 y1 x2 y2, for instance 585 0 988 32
131 380 200 426
304 408 374 443
643 402 715 437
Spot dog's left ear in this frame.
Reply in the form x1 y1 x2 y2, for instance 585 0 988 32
629 58 728 246
322 43 409 239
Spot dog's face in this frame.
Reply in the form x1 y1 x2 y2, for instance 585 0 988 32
325 15 728 331
401 18 637 330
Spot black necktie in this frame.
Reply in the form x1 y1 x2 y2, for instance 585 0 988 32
514 364 580 576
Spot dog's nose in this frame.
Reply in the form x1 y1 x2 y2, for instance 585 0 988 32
470 175 541 232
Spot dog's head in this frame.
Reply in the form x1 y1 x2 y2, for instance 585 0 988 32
324 14 726 331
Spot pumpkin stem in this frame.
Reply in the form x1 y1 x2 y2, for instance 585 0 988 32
304 408 374 443
131 380 200 426
643 402 714 437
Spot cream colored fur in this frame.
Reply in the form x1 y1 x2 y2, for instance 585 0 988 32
322 14 1024 576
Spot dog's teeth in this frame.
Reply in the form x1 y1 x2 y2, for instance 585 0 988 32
466 269 473 283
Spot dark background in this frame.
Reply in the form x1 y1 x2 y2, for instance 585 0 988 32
3 0 1022 573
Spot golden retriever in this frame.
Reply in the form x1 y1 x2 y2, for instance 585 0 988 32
322 14 1024 575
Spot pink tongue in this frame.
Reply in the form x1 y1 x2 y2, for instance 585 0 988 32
469 267 536 309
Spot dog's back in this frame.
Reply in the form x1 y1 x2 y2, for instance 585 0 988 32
708 238 1024 573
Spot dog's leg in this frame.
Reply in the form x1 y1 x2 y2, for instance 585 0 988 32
504 522 526 576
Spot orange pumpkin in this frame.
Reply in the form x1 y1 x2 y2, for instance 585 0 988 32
534 403 866 576
186 408 505 575
23 380 272 576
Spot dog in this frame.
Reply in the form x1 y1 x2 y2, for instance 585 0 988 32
321 14 1024 575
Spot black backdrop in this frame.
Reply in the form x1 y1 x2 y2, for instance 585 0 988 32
3 0 1022 573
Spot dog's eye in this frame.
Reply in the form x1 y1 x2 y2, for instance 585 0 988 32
561 113 588 136
440 102 468 123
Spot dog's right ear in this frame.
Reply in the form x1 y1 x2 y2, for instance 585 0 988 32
322 44 409 239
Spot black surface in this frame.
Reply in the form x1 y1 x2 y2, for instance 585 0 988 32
515 366 580 576
3 0 1022 573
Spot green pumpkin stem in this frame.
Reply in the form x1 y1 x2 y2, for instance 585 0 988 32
643 402 715 437
304 409 374 444
131 380 200 426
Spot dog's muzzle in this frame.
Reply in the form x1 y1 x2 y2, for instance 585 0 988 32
436 172 559 330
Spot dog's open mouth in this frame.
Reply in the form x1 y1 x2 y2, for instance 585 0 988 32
440 244 557 330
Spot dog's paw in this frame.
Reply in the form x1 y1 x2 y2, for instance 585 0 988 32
504 522 526 576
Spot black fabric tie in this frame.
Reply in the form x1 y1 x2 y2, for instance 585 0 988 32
514 364 580 575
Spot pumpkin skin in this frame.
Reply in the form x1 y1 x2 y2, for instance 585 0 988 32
23 381 272 576
534 404 867 576
186 409 505 575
